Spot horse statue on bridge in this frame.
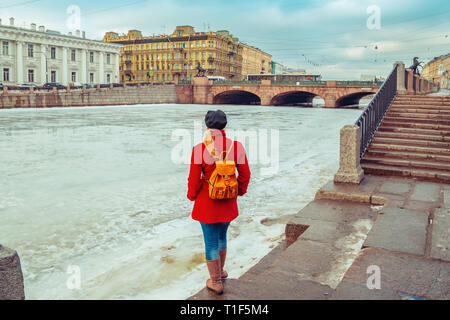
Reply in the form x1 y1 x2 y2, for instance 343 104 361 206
196 62 206 77
409 57 424 75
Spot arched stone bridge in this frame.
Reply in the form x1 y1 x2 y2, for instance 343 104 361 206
188 78 380 108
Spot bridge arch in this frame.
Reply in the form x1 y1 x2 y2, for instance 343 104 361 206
270 90 324 106
336 91 376 107
213 90 261 105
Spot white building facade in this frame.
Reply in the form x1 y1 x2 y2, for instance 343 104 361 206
0 18 122 86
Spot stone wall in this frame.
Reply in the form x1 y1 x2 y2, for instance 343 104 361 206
0 245 25 300
0 85 178 109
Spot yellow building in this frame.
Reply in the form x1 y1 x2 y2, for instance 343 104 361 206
241 43 272 76
103 26 271 83
422 53 450 88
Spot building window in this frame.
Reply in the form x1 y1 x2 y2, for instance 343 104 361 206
162 74 165 81
71 71 76 82
90 73 94 83
28 69 35 82
71 49 76 61
3 68 10 82
3 41 9 55
51 70 56 83
107 54 111 65
106 74 111 83
90 52 94 63
168 43 171 49
28 44 34 57
50 47 56 59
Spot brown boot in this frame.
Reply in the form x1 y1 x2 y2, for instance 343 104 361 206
206 259 223 295
219 250 228 279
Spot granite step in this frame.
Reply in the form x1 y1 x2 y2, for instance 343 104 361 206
361 163 450 183
374 131 450 142
389 108 450 115
368 143 450 156
380 121 450 131
362 156 450 172
372 137 450 149
377 126 450 136
383 116 450 126
365 150 450 162
386 112 450 121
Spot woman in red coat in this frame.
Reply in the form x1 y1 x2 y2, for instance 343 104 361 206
187 110 251 295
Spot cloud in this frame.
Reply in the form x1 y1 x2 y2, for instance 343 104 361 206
1 0 449 79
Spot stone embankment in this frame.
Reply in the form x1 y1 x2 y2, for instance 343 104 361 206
190 175 450 300
0 84 180 109
0 245 25 300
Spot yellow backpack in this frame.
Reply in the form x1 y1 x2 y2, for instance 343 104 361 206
205 143 239 200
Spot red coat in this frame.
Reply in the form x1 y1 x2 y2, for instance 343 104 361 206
187 130 251 224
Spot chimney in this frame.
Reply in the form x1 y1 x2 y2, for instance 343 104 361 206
68 31 72 36
82 31 86 38
9 17 14 26
0 19 2 25
75 29 80 37
31 23 37 31
39 25 45 32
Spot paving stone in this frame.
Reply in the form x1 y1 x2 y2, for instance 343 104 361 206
443 190 450 209
267 240 337 280
379 182 413 195
189 271 333 300
431 208 450 262
290 200 375 224
403 200 441 213
239 241 288 281
364 208 428 255
337 247 450 300
410 181 442 202
331 281 401 300
298 220 356 244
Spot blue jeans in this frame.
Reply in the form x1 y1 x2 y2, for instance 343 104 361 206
200 222 231 261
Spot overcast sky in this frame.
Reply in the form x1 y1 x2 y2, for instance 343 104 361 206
1 0 449 79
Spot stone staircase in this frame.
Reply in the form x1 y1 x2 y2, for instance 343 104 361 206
362 94 450 182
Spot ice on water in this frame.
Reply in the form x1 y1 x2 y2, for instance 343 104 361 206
0 104 360 300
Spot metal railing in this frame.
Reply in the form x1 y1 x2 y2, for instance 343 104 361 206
271 81 327 86
355 65 398 159
336 80 381 87
214 80 261 85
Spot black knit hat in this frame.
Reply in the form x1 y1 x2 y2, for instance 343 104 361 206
205 110 227 130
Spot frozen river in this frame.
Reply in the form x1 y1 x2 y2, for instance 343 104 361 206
0 104 361 300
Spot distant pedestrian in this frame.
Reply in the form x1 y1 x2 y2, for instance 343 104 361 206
187 110 251 295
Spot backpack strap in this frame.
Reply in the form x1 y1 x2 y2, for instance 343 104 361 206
223 143 234 162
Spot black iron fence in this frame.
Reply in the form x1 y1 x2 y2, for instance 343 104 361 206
355 65 398 159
